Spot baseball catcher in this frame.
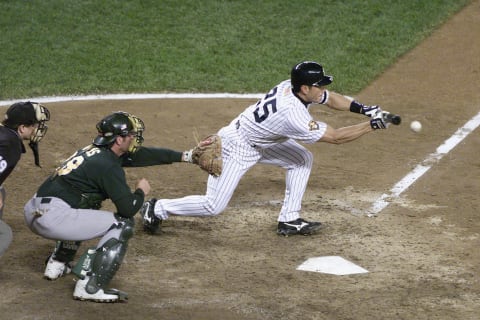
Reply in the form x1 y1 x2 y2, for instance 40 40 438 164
23 111 213 303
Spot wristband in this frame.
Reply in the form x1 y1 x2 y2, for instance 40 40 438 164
319 90 329 104
349 100 365 114
183 150 193 163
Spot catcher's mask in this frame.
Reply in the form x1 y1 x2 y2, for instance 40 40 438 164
93 111 145 153
290 61 333 93
3 101 50 166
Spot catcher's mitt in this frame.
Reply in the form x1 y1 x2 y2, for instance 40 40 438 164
190 134 223 176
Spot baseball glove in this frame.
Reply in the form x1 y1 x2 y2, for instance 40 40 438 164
189 134 223 176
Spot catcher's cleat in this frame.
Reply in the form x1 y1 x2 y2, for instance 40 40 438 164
73 276 128 303
277 218 323 237
43 255 72 280
141 198 161 234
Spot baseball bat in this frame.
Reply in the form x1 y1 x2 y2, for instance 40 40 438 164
385 113 401 125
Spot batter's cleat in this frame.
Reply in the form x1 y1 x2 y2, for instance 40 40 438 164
73 276 128 303
141 198 161 234
43 255 72 280
277 218 323 236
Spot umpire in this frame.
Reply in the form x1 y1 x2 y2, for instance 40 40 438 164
0 101 50 258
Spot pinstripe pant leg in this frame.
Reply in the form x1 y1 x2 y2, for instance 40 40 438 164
260 139 313 222
157 144 258 219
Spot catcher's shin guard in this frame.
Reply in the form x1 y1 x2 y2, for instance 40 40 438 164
44 240 81 280
50 240 81 262
72 247 97 280
74 218 134 302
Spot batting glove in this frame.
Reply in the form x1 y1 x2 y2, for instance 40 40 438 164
363 105 382 117
370 111 390 130
350 101 382 117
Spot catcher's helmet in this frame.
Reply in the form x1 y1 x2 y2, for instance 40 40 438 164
290 61 333 92
93 111 145 153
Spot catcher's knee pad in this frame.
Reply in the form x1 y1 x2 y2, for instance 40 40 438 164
111 215 135 242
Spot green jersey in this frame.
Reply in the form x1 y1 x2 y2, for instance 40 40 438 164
37 144 182 217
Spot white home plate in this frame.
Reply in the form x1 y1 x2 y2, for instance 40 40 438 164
297 256 368 275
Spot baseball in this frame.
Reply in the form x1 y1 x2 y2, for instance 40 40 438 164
410 120 422 132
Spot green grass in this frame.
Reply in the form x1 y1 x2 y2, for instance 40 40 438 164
0 0 471 99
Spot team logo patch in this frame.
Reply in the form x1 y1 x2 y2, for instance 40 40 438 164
308 120 319 131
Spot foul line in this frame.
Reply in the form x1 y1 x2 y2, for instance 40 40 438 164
0 93 264 107
368 111 480 216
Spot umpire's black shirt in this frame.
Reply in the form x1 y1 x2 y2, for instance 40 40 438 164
0 125 26 186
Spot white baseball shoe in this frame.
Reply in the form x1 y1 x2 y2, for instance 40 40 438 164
43 255 72 280
73 276 128 303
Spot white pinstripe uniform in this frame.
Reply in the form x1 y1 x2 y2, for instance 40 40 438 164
154 79 329 222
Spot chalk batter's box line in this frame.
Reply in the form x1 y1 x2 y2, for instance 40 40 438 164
369 111 480 216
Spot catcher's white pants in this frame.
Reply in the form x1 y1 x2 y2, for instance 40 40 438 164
155 123 313 222
24 196 126 248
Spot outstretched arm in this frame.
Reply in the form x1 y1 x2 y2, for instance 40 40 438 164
318 109 391 144
324 91 353 111
122 147 186 167
319 122 373 144
324 91 381 117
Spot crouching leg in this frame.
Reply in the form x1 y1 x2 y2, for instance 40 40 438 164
72 217 134 303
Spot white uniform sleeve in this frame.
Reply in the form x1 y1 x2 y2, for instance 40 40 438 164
285 107 327 144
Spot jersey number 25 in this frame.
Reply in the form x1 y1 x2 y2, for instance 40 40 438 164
253 87 277 123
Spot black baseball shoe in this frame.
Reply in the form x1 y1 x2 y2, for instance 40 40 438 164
277 218 323 236
141 198 161 234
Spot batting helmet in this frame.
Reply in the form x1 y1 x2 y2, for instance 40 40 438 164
93 111 145 153
290 61 333 92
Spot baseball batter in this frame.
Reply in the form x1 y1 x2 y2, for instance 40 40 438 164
142 61 395 236
24 111 200 303
0 101 50 257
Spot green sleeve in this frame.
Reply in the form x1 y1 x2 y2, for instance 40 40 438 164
101 166 145 217
122 146 183 167
114 188 145 218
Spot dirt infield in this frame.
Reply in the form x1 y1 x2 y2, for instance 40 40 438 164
1 2 479 319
